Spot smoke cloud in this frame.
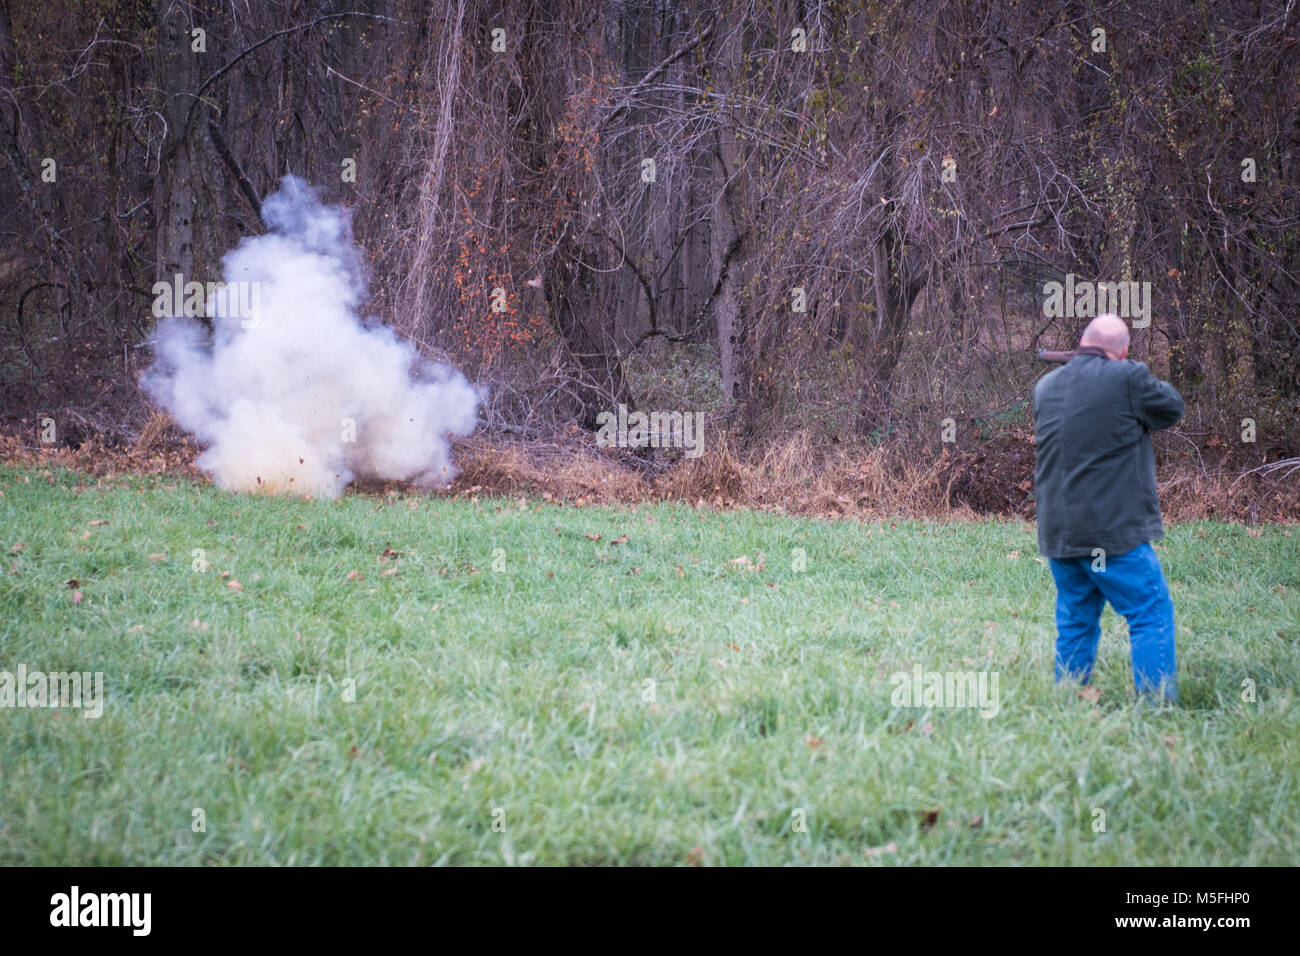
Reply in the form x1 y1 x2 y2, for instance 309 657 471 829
143 176 478 498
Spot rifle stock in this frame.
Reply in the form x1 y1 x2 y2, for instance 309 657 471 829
1036 349 1076 363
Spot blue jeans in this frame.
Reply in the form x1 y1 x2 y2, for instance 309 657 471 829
1048 542 1178 701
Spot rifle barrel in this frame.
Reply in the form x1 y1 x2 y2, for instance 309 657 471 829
1036 349 1076 362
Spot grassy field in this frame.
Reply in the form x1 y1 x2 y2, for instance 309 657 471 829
1 464 1297 865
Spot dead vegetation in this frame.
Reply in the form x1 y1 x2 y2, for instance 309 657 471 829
460 430 1298 523
11 414 1288 523
0 412 203 482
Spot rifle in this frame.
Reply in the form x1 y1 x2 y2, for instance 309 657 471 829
1036 349 1076 362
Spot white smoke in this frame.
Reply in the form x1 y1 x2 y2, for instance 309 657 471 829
143 176 478 498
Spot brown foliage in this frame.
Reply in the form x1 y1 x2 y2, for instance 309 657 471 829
2 422 1295 523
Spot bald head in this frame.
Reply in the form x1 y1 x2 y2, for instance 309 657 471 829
1080 313 1130 360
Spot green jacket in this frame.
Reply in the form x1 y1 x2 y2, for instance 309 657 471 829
1032 348 1184 559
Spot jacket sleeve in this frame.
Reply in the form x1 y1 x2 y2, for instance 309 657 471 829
1129 363 1184 431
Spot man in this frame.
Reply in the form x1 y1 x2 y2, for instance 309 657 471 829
1032 313 1185 702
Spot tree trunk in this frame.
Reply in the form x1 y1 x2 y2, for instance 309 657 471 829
710 124 744 404
154 1 198 300
546 234 635 430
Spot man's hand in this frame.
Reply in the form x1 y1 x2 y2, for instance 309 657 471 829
1129 363 1184 431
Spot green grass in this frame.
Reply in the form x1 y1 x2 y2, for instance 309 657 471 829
1 464 1297 865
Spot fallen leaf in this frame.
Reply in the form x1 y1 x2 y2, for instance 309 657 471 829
686 845 704 866
611 535 628 544
226 579 243 592
66 579 79 588
88 520 109 527
9 542 24 553
586 533 601 541
920 809 940 830
148 553 167 562
675 564 684 578
71 591 83 605
346 570 364 581
865 842 899 857
1078 686 1101 703
380 568 398 576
